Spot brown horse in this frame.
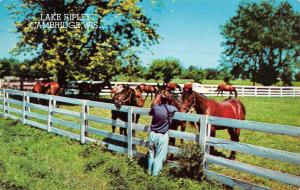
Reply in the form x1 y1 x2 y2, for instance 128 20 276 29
152 89 186 146
32 81 62 95
216 82 237 97
112 86 144 136
136 84 157 100
158 82 181 93
78 80 112 99
180 89 246 160
32 81 62 105
110 84 128 98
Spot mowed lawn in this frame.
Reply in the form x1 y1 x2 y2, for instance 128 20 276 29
1 96 300 189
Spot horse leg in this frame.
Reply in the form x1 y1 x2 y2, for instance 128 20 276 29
228 128 240 160
209 128 216 155
112 113 117 133
180 122 186 144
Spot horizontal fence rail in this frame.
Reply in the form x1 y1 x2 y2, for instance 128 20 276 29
0 88 299 189
1 80 300 97
66 81 300 97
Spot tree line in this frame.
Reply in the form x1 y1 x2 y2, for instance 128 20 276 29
1 57 300 85
4 0 299 86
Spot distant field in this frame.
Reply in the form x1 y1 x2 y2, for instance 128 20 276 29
115 76 300 86
1 96 300 189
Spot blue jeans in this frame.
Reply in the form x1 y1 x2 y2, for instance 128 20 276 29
148 131 169 176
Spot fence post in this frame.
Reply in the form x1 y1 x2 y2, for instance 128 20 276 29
254 86 257 97
3 89 6 117
292 87 295 98
25 94 30 118
47 95 53 132
22 92 26 124
80 100 87 144
241 86 244 97
268 87 271 97
199 115 209 170
280 87 283 98
210 86 213 96
127 107 133 158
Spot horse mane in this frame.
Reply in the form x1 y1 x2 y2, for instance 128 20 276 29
130 88 137 106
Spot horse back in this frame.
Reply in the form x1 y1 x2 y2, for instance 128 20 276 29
218 99 246 120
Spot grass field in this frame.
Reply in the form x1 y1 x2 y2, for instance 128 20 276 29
1 96 300 189
0 119 218 190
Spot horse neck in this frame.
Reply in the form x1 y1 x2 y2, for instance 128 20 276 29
170 97 181 109
193 93 215 114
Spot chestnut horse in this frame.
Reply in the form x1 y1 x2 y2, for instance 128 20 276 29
112 86 144 136
78 80 112 99
32 81 62 105
159 82 181 93
136 84 157 100
32 81 62 95
180 89 246 160
110 84 128 98
151 89 186 146
216 82 237 97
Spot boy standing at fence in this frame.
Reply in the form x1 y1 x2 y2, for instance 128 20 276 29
148 91 178 176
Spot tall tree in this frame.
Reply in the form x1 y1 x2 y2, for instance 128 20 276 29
221 1 300 86
146 58 182 83
0 58 20 78
10 0 159 85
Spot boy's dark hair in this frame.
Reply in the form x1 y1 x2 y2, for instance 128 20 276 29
160 91 169 104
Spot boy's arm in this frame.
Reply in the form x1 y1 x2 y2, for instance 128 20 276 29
149 107 154 116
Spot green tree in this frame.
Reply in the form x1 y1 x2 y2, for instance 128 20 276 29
10 0 159 85
204 68 219 80
0 58 20 78
295 71 300 82
221 1 300 86
146 58 182 83
190 69 206 83
122 61 146 81
280 66 293 86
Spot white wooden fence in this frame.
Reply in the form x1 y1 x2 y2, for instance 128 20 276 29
67 81 300 97
1 80 300 97
0 88 299 189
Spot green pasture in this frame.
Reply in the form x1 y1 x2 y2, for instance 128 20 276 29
1 96 300 189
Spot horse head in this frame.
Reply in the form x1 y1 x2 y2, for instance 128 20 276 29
113 86 144 108
180 90 197 113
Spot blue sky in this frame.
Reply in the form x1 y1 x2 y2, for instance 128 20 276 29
0 0 299 68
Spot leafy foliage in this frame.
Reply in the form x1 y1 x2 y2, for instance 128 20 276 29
10 0 159 84
181 66 206 83
146 58 182 83
0 58 19 78
295 71 300 82
221 1 300 86
121 62 146 82
176 143 204 180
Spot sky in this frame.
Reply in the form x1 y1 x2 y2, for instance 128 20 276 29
0 0 299 68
